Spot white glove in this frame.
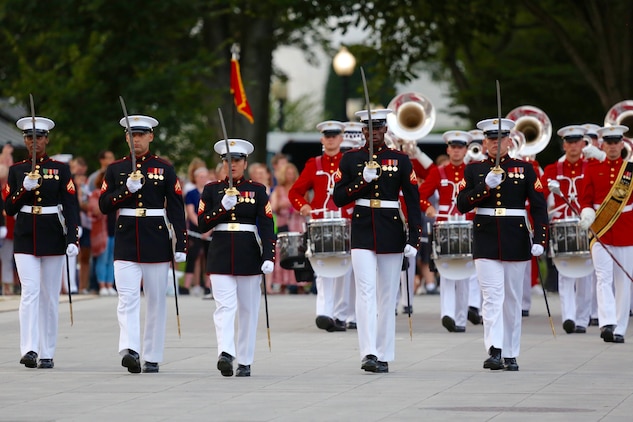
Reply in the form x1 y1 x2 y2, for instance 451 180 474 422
174 252 187 263
261 260 274 274
221 194 238 210
22 175 39 191
531 244 544 257
77 226 84 239
547 179 561 195
126 177 143 193
413 148 434 169
0 226 7 239
404 244 418 258
582 145 606 162
363 166 378 183
485 171 503 189
579 208 596 230
66 244 79 257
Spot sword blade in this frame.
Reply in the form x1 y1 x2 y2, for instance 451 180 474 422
360 67 373 162
118 96 136 173
217 108 233 189
29 94 36 173
495 80 502 169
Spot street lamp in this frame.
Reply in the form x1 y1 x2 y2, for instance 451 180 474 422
332 46 356 121
271 76 288 130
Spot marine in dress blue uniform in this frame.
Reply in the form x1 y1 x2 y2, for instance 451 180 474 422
99 115 187 374
333 109 422 373
4 117 80 369
456 118 548 371
198 139 275 378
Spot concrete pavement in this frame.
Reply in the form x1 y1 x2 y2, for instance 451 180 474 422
0 290 632 421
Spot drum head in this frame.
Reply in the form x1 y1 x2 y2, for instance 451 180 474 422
434 257 476 280
553 256 594 278
308 256 351 278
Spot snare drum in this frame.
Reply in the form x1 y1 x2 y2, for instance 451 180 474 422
431 221 475 280
307 218 351 257
277 232 306 269
549 218 593 278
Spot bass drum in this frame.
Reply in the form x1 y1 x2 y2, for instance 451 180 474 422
431 221 476 280
307 218 351 278
549 218 593 278
277 232 307 270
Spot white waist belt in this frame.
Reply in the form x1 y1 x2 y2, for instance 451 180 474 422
119 208 166 217
215 223 257 233
476 207 528 217
20 205 59 215
356 199 400 209
594 204 632 213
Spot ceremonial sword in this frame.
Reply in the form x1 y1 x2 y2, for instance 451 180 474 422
118 96 143 183
360 67 380 173
491 80 505 176
217 108 239 197
27 94 42 187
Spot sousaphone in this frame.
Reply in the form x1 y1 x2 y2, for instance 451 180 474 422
505 105 552 157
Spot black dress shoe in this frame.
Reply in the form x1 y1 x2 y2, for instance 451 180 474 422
563 319 576 334
217 351 234 377
121 349 141 374
346 321 357 330
483 346 503 370
589 318 599 326
236 364 251 377
315 315 335 331
467 307 483 325
442 315 457 332
600 325 615 342
503 357 519 371
37 359 54 369
376 361 389 373
522 310 529 317
327 318 347 332
454 326 466 333
143 362 159 373
361 354 378 372
613 334 625 343
20 351 38 368
575 326 586 334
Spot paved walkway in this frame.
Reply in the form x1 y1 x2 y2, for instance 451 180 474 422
0 289 631 421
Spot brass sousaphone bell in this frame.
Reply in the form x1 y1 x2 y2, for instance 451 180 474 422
605 100 633 161
385 92 436 148
505 105 552 157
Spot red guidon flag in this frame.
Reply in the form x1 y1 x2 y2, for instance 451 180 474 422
230 44 254 124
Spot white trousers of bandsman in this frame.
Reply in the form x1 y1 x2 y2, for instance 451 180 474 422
212 274 261 366
351 249 402 361
15 254 65 359
468 274 482 310
558 273 593 326
440 274 472 327
475 259 529 358
592 243 633 336
114 260 169 363
315 265 355 323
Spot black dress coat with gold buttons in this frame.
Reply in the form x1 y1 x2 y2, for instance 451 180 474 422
98 153 187 263
456 155 548 261
4 156 79 256
198 177 275 275
332 144 422 253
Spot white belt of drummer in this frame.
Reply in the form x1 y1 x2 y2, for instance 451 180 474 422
594 204 633 213
475 207 528 217
119 208 166 217
20 205 60 215
214 223 257 233
355 198 400 209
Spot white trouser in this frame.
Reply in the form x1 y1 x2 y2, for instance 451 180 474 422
15 253 64 358
590 272 599 319
439 274 469 326
592 243 633 336
351 249 402 362
558 273 593 325
467 273 481 309
521 262 532 311
334 265 355 323
212 274 261 365
398 254 416 309
114 260 169 363
574 272 594 327
1 239 14 285
475 259 528 358
315 275 337 318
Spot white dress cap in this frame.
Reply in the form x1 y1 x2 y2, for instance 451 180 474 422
214 139 254 158
442 130 472 145
316 120 345 134
598 125 629 139
476 118 516 134
118 115 159 133
581 123 600 137
354 109 393 126
16 117 55 134
556 125 587 140
342 121 365 148
468 129 485 143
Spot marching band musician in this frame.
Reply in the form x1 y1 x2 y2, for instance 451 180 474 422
541 125 593 334
99 115 187 374
288 121 355 332
333 109 422 373
578 125 633 344
457 118 548 372
419 130 478 333
198 139 275 377
5 116 80 369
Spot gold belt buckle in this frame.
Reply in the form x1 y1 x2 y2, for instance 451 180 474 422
370 199 381 208
135 208 147 217
227 223 240 231
494 208 506 216
32 206 42 215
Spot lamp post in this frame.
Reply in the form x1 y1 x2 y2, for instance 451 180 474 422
332 46 356 121
271 76 288 130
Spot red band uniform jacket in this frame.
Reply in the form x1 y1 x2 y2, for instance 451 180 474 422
333 145 422 253
456 155 548 261
98 153 187 262
198 177 275 275
4 156 79 255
